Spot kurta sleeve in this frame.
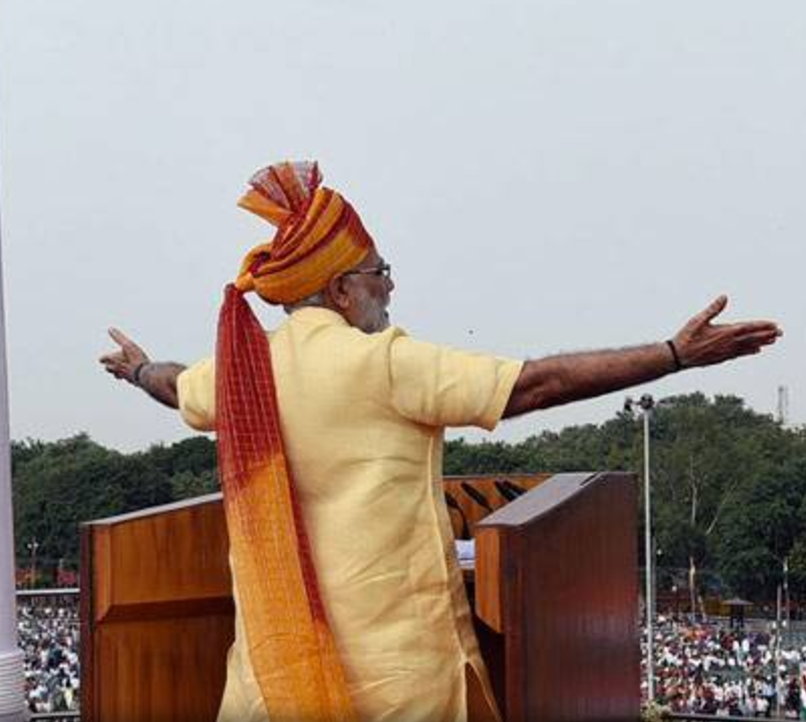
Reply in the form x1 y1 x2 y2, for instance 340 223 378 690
177 358 216 431
388 336 523 430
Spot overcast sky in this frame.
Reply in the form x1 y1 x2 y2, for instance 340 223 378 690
0 1 803 452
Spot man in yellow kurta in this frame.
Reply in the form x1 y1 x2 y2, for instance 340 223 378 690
180 298 519 722
101 161 781 722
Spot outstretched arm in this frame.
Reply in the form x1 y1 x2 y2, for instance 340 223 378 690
99 328 186 409
503 295 782 419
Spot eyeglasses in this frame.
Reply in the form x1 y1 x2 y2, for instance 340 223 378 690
342 262 392 280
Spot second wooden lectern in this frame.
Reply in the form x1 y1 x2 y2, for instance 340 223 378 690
474 472 639 721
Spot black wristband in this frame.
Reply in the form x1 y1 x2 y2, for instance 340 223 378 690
666 340 683 372
132 362 149 387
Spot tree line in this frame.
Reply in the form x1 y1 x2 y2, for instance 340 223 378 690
11 393 806 602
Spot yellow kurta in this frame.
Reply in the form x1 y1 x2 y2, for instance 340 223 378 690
177 307 522 722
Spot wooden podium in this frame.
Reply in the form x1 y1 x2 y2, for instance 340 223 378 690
81 472 639 721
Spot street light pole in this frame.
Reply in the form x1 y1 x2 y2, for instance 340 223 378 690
784 557 790 632
775 583 783 718
654 545 663 622
626 393 655 703
26 539 38 589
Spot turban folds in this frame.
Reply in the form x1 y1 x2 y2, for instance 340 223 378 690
235 161 374 304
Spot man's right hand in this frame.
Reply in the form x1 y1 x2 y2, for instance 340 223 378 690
99 328 151 386
503 295 783 419
672 295 783 369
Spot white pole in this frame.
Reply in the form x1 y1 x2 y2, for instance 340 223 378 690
643 405 654 703
626 394 656 703
784 557 791 632
0 146 26 719
776 584 783 718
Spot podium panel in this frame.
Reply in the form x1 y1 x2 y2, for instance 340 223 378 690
80 494 233 722
475 472 640 722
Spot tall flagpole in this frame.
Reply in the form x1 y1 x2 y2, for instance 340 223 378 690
0 129 26 719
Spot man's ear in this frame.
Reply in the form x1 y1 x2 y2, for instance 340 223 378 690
326 275 350 310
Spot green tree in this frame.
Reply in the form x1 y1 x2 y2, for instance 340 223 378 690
146 436 217 477
10 394 806 601
714 451 806 599
170 468 219 500
12 434 173 578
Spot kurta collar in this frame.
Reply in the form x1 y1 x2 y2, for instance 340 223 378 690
288 307 350 328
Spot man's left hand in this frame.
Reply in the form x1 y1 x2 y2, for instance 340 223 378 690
99 328 150 385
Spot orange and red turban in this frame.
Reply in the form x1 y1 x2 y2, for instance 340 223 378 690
234 161 374 304
214 162 363 721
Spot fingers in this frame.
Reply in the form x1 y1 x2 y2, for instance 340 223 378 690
100 355 136 383
104 327 149 366
736 337 778 356
731 329 782 354
727 324 783 354
733 345 764 360
108 327 135 350
100 360 125 379
728 320 782 335
695 325 783 366
103 364 127 379
734 326 783 342
99 353 125 375
691 295 729 328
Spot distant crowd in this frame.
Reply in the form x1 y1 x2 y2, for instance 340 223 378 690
18 595 80 714
646 615 806 718
17 598 806 717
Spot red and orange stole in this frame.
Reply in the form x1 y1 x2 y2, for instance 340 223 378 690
216 288 355 721
214 161 373 721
